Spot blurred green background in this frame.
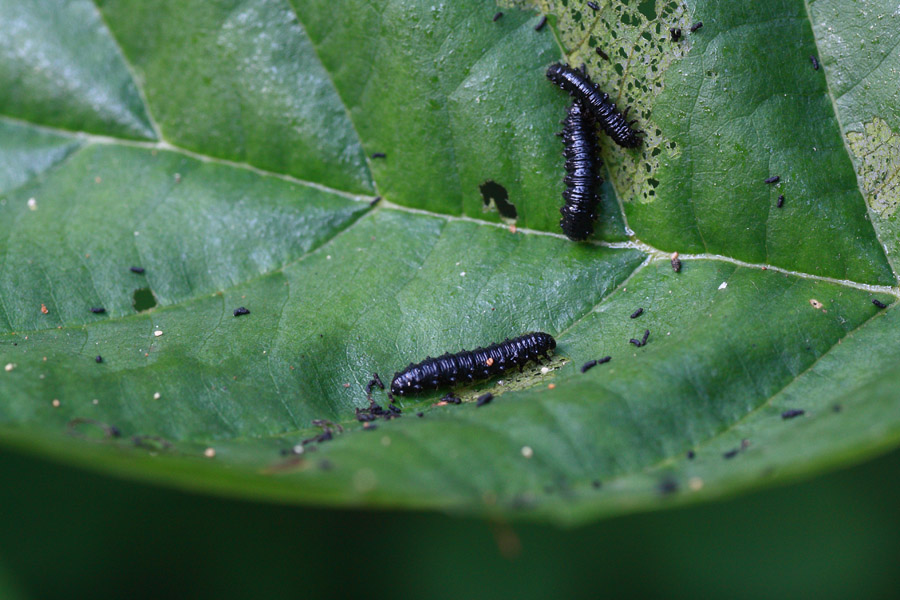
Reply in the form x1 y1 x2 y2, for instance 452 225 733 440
2 446 899 600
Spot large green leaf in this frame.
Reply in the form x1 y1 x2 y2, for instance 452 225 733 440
1 0 898 524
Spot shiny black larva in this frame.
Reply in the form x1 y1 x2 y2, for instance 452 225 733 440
546 63 641 148
559 100 602 241
389 332 556 396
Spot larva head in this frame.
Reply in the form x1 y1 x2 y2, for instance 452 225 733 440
534 331 557 351
390 370 420 396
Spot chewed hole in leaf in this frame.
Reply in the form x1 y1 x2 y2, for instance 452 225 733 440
132 287 157 312
479 180 518 221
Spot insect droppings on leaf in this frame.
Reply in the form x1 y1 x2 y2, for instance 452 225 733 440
690 21 703 32
670 28 682 41
534 15 547 31
630 330 650 347
671 252 682 272
630 307 644 319
130 266 145 274
810 55 819 70
777 194 784 208
492 11 503 21
658 477 679 495
233 307 250 317
441 393 462 405
476 392 494 407
90 307 106 314
872 299 887 309
765 175 780 184
781 409 805 419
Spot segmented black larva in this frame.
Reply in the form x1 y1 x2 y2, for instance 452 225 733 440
390 332 556 396
559 101 603 241
546 63 641 148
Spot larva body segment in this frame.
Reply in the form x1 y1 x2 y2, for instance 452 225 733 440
390 332 557 396
546 63 641 148
559 100 602 241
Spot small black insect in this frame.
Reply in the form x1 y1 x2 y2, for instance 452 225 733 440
690 21 703 32
810 55 819 70
417 412 424 417
535 15 547 31
546 63 641 148
371 152 386 159
90 307 106 314
390 332 556 395
777 194 785 208
233 307 250 317
687 450 696 459
592 479 602 489
587 1 599 10
581 359 598 373
873 298 887 309
370 196 382 207
781 409 805 419
95 355 103 363
493 11 503 21
630 307 643 319
670 27 682 41
595 47 609 61
559 101 603 241
130 266 145 274
765 175 780 184
723 448 739 459
597 356 611 365
476 392 494 407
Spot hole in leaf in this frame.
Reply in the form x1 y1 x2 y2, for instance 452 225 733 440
133 287 157 312
479 180 518 221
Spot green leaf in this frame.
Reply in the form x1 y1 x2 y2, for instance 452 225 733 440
0 0 898 525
